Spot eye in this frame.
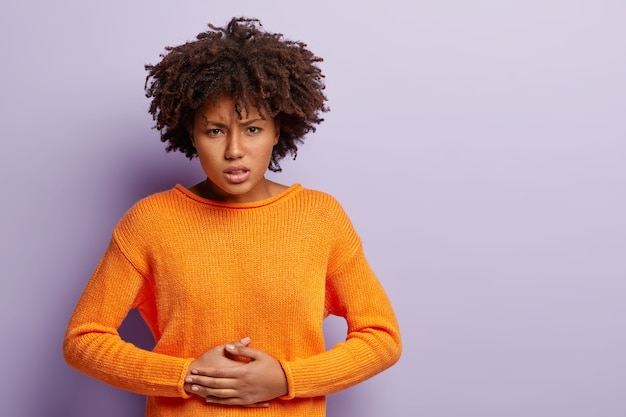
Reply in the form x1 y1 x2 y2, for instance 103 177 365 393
246 126 262 135
206 128 223 137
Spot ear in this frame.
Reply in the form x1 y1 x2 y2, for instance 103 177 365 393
273 122 280 145
187 116 196 146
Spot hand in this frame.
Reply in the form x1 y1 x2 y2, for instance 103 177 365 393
184 338 265 407
185 339 288 406
186 337 251 376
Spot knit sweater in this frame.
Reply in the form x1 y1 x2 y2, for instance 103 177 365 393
63 183 401 417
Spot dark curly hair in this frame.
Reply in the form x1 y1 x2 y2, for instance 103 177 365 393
144 17 328 172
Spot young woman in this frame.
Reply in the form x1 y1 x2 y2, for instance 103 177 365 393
63 17 401 417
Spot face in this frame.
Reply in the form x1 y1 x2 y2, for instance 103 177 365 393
190 96 279 203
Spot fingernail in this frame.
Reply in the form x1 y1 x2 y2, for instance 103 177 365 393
191 369 199 375
191 385 199 392
185 377 193 383
226 344 235 351
241 337 251 344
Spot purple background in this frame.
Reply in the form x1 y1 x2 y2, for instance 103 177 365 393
1 1 625 416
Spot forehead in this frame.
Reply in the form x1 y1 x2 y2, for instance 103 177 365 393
196 95 270 123
200 95 268 114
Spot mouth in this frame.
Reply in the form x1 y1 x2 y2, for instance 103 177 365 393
223 166 250 184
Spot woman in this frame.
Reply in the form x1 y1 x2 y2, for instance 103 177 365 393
64 16 401 417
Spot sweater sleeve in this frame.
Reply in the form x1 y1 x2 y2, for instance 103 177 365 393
63 237 193 398
278 200 402 398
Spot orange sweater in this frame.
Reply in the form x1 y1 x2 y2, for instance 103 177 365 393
63 184 401 417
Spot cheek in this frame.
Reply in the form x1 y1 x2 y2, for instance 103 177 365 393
195 146 219 165
266 140 278 157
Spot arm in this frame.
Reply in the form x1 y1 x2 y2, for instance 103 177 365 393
279 248 402 398
64 238 281 404
63 238 193 397
276 197 401 398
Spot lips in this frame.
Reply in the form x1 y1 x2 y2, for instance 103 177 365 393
223 165 250 184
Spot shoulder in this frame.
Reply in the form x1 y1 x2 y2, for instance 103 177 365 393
296 188 363 271
114 188 181 234
293 186 355 233
296 186 345 212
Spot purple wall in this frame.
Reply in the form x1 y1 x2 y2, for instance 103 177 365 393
1 1 625 416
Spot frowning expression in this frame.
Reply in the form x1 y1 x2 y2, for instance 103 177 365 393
190 96 279 203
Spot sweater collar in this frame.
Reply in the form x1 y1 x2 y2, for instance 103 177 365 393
174 183 302 209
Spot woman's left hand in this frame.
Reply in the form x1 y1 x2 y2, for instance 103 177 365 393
185 340 288 406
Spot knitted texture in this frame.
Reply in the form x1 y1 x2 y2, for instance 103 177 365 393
63 184 401 417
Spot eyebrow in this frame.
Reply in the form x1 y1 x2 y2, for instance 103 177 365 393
203 118 266 128
240 118 266 127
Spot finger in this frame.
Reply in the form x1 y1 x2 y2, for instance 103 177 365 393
205 396 269 407
225 343 262 360
224 338 255 363
223 337 251 349
187 378 241 398
200 387 239 399
186 374 238 389
187 365 246 379
243 402 271 408
189 367 221 378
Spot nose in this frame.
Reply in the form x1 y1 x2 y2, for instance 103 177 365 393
224 132 244 160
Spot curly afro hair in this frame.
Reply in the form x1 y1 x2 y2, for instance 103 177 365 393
144 17 328 172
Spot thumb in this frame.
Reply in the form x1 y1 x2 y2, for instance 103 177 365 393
223 336 250 350
225 340 261 360
224 337 251 352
